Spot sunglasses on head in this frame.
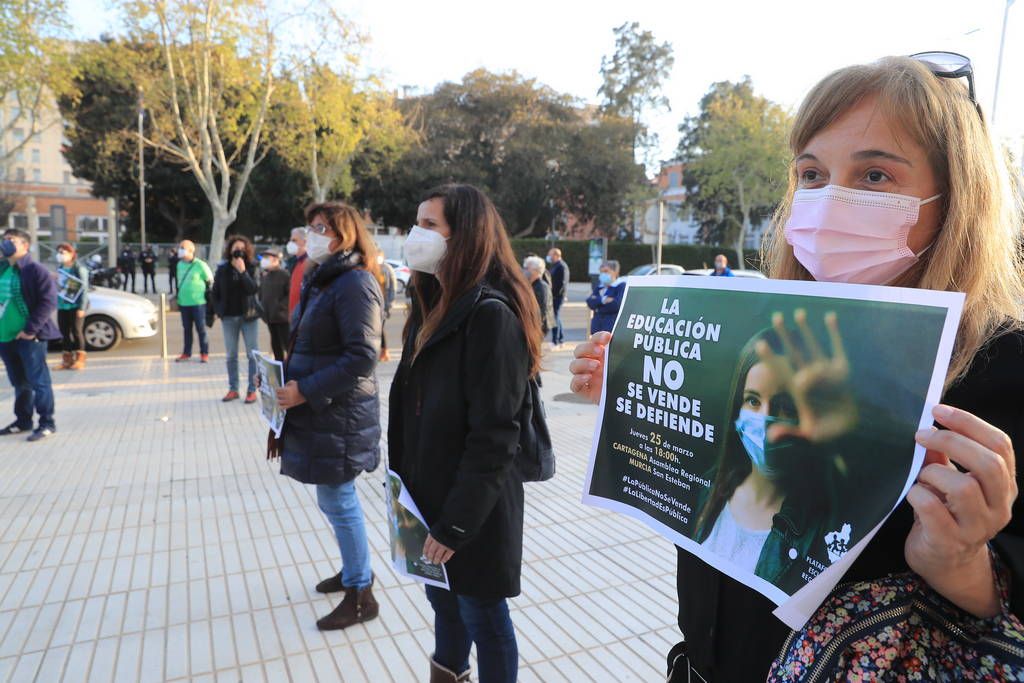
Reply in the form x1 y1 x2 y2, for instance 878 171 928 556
909 51 983 118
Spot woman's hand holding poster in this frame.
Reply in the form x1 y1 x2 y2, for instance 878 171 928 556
582 275 964 629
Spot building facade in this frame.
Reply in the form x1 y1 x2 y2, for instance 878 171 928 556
0 93 113 243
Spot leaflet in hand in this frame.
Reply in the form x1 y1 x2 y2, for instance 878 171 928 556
385 469 450 590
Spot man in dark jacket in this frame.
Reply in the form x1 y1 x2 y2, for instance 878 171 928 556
546 247 569 347
139 246 158 293
257 249 290 362
166 247 179 294
0 229 61 441
117 246 136 292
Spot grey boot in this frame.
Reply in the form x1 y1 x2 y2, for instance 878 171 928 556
430 657 472 683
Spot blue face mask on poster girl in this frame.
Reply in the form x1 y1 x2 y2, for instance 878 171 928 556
734 409 795 479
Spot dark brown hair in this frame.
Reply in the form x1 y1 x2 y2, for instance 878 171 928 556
404 184 543 376
223 234 255 263
304 202 382 283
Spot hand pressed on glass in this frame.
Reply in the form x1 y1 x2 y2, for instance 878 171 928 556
755 309 857 445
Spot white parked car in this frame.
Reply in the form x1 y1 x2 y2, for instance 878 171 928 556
78 287 159 351
385 259 411 292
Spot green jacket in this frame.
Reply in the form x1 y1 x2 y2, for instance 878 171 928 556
176 258 213 306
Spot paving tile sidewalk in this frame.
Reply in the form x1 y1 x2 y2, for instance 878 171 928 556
0 349 677 682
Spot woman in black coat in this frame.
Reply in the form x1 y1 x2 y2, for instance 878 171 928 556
570 56 1024 681
270 202 384 632
389 184 543 683
211 235 261 403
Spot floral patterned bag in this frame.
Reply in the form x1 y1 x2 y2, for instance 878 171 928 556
769 554 1024 682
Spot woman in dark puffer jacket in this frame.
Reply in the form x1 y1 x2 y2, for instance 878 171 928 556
270 201 384 632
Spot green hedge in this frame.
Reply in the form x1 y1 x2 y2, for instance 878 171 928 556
509 239 761 282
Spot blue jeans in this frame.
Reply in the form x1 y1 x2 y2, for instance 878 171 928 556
180 304 209 356
316 482 373 590
551 296 564 345
425 586 518 683
220 316 259 393
0 339 55 430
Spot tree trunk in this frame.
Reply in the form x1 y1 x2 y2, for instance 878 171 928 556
735 178 748 268
208 211 234 265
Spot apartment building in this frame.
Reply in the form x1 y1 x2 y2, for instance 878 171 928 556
0 92 113 243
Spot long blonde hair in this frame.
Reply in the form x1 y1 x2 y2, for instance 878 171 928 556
763 56 1024 387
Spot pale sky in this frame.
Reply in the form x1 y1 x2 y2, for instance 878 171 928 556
72 0 1024 164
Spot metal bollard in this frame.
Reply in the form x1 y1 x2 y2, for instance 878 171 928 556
160 293 168 359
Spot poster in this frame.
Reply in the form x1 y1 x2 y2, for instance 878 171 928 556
57 269 86 305
252 351 285 437
582 275 964 629
385 469 450 590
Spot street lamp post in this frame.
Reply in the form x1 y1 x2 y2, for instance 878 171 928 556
656 199 664 271
137 94 146 249
992 0 1016 124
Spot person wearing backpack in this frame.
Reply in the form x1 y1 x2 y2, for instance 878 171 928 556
388 184 543 683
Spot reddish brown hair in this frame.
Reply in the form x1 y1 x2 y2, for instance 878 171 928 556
304 202 382 283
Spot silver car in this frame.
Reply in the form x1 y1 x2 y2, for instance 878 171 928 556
81 287 159 351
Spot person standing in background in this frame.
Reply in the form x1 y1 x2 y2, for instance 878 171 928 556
167 246 179 294
710 254 734 277
378 254 397 361
117 246 136 293
586 260 625 334
53 243 90 371
258 248 290 362
546 248 569 348
0 229 61 441
211 235 261 403
140 245 158 293
175 240 212 363
287 227 308 318
524 256 554 340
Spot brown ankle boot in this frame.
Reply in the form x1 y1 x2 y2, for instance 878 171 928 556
70 351 87 370
429 658 472 683
315 577 378 631
54 352 73 370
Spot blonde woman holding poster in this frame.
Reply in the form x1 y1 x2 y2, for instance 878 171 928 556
571 53 1024 681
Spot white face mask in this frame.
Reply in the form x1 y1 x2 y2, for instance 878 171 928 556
286 241 299 256
404 226 447 275
259 259 271 270
177 248 188 258
56 252 70 264
305 231 334 265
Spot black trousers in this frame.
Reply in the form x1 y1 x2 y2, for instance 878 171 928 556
121 270 136 291
142 270 156 293
268 322 290 362
168 270 177 294
57 309 85 352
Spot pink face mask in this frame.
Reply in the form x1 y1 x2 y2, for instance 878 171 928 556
784 185 941 285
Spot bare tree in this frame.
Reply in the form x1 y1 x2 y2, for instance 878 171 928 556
125 0 276 260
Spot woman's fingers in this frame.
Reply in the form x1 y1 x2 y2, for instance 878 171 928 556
915 427 1015 517
916 463 990 539
794 309 824 361
772 311 805 367
906 482 960 538
931 405 1016 479
824 312 849 370
569 357 601 376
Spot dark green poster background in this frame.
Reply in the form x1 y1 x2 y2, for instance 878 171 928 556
586 283 949 596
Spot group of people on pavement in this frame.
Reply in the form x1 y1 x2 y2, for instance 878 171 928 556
3 52 1023 683
258 187 541 683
